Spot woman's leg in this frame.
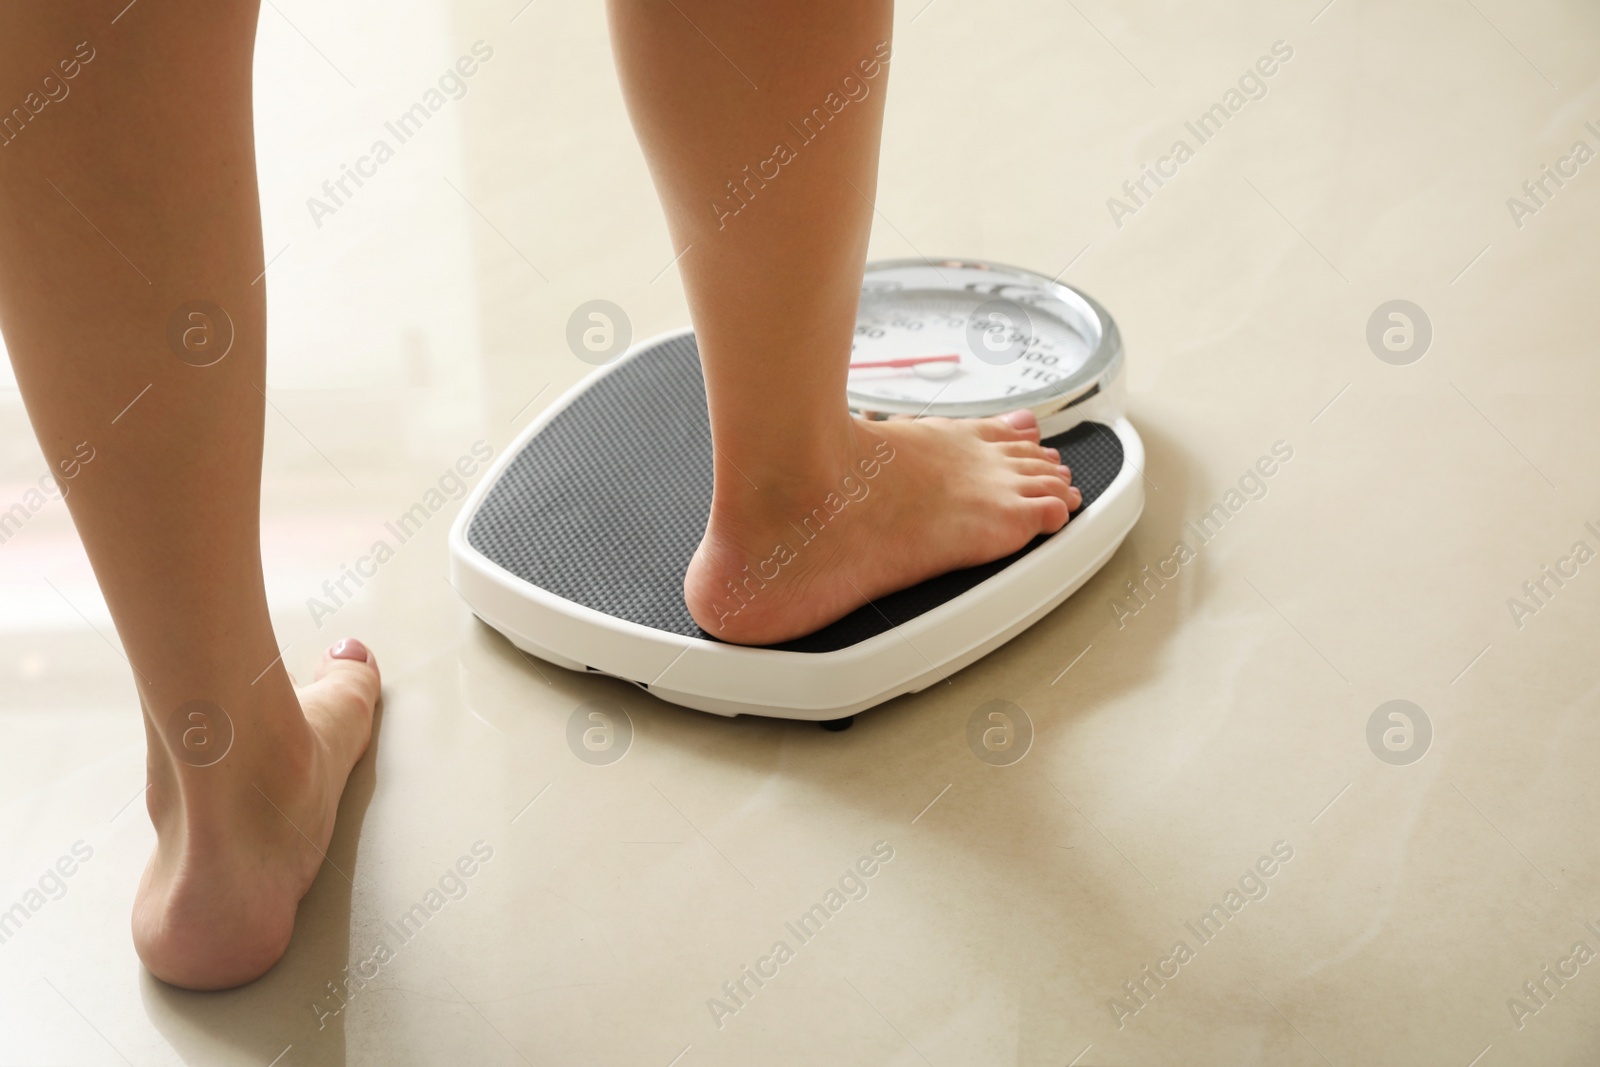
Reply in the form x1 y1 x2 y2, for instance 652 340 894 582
0 1 379 989
607 0 1080 645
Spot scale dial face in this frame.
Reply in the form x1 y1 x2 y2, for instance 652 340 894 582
846 260 1119 422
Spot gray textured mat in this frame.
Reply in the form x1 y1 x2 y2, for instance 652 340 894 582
467 333 1125 654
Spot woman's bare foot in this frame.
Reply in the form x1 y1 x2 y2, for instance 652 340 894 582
131 640 381 990
611 0 1069 645
685 410 1081 645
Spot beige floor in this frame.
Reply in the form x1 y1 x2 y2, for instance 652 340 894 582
3 0 1599 1063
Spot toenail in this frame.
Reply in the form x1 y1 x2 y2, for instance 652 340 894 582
1044 448 1060 461
331 638 371 663
1003 410 1035 428
1069 486 1083 506
1057 465 1073 480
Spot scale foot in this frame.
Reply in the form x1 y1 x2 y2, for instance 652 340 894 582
820 716 854 732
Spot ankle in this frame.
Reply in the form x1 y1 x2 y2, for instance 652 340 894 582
143 683 317 838
711 416 892 527
711 403 859 492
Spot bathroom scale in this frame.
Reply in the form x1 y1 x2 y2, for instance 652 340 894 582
449 259 1144 721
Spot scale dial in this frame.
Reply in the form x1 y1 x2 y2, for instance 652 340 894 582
847 259 1122 432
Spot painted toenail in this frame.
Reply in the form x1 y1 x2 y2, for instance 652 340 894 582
331 638 371 663
1003 410 1035 428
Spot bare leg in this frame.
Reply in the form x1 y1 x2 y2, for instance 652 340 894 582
0 1 379 988
607 0 1080 645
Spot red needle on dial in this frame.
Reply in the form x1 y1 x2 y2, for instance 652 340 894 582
848 353 961 370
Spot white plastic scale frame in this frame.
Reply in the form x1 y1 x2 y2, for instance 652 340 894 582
450 264 1144 720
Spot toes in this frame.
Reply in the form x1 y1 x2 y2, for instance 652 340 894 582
1019 473 1081 503
976 410 1042 443
1024 494 1072 533
1012 458 1070 480
1018 468 1083 511
313 638 382 707
998 440 1066 470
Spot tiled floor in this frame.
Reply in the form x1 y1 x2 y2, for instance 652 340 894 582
3 0 1599 1063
